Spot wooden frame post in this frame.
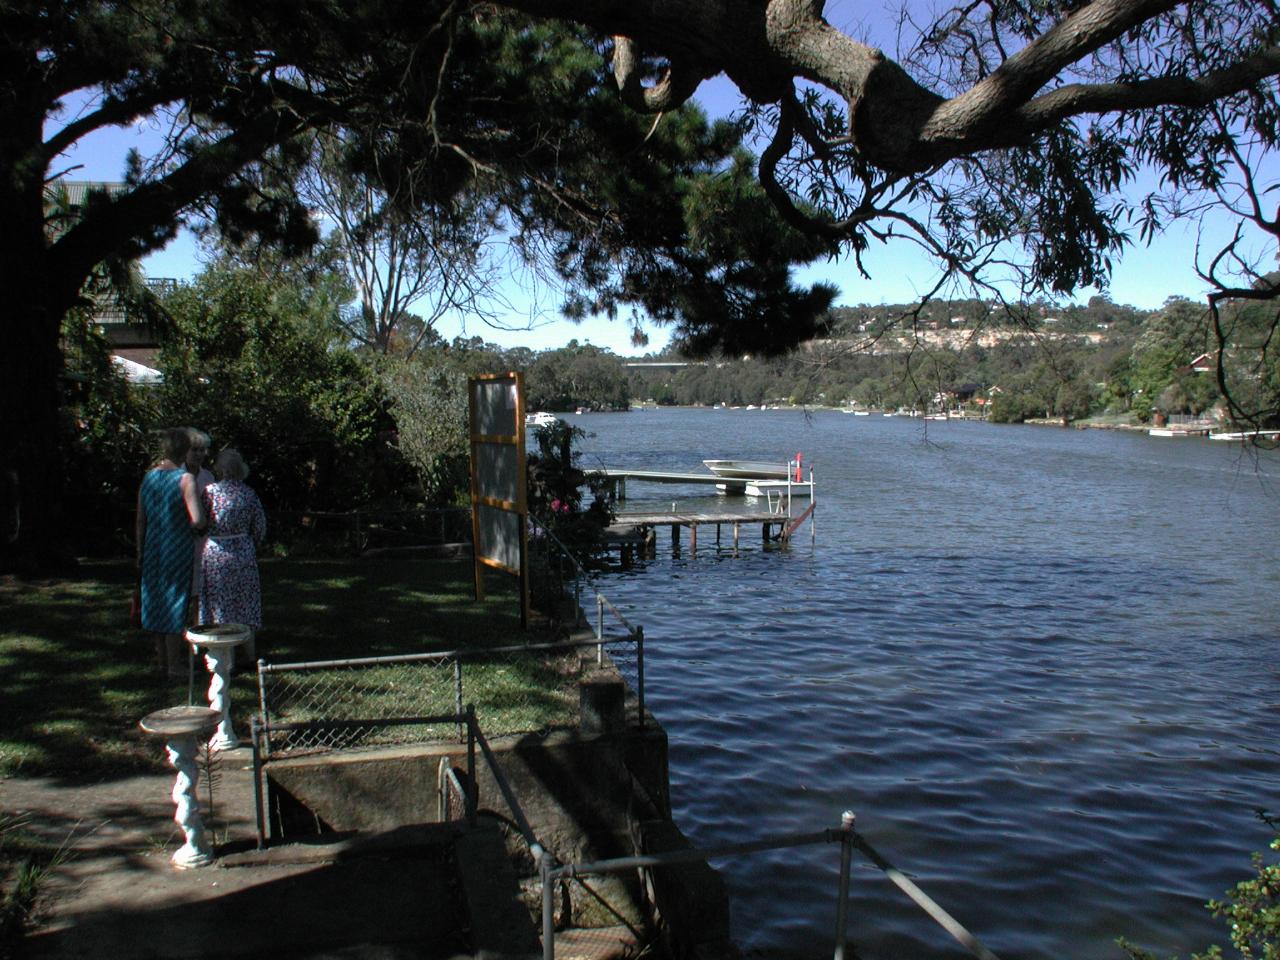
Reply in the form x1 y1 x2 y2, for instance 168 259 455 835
467 372 529 628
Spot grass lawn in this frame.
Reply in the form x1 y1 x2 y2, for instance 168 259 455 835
0 554 534 782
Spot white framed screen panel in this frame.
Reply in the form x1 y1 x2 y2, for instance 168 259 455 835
468 372 526 580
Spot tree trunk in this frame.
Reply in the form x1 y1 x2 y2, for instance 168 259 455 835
0 196 76 571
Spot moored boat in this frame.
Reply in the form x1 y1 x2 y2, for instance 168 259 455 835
1149 426 1210 437
525 411 559 427
1209 429 1280 441
702 459 791 480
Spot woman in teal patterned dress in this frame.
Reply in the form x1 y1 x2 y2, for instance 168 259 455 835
136 428 205 676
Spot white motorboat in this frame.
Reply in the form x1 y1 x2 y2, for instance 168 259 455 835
1210 430 1280 441
525 412 559 427
702 459 791 480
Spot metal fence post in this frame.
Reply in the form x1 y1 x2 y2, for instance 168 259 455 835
256 659 272 760
542 852 556 960
454 661 464 742
465 704 477 829
596 596 605 663
811 466 817 545
636 626 645 730
250 717 267 850
834 810 855 960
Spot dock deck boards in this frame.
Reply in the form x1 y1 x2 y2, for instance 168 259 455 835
604 509 793 560
611 511 783 527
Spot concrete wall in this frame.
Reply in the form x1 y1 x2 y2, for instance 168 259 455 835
265 722 667 859
262 674 734 957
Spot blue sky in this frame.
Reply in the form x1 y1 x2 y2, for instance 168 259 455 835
51 3 1275 356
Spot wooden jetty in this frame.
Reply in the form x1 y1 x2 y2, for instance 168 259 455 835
592 462 816 564
605 504 815 564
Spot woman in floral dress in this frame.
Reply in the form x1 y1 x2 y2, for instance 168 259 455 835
199 449 267 661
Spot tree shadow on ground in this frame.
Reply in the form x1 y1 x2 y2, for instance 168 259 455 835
1 555 529 783
21 829 469 960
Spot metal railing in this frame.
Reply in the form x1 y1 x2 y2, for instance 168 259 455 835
1165 412 1215 426
528 514 640 635
248 508 990 957
527 516 646 725
536 810 1001 960
255 635 646 758
248 710 999 960
250 670 996 959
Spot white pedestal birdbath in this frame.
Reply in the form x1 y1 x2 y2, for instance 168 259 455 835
185 623 251 751
139 706 221 869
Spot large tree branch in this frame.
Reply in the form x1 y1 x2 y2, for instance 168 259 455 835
487 0 1280 175
1011 45 1280 131
611 37 709 112
42 92 175 166
49 96 311 288
932 0 1182 134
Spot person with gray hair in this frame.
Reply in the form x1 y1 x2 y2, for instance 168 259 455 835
199 447 266 663
185 428 214 614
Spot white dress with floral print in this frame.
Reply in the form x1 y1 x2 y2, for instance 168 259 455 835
199 479 266 629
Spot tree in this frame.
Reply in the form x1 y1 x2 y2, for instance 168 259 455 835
526 344 630 411
493 0 1280 420
298 129 503 356
11 0 1280 565
498 2 1277 278
1054 377 1095 424
1128 298 1215 419
4 0 411 565
378 339 508 505
59 302 159 552
6 3 833 565
156 258 392 513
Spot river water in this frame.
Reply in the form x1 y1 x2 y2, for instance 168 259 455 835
569 407 1280 960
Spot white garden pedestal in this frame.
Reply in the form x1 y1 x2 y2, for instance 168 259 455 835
185 623 251 751
139 706 221 869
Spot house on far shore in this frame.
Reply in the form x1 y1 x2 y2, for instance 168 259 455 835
1187 352 1217 374
47 180 174 384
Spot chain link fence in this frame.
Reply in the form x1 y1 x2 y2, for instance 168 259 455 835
256 636 642 758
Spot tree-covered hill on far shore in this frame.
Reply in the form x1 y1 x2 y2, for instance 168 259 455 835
621 293 1274 425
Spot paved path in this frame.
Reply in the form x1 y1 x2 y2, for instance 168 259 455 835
2 750 469 959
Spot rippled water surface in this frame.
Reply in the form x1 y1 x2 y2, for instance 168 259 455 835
571 408 1280 960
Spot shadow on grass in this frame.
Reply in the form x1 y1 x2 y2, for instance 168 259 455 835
1 555 529 783
259 554 524 662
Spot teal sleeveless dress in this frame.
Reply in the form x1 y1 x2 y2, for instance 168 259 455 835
139 468 193 633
